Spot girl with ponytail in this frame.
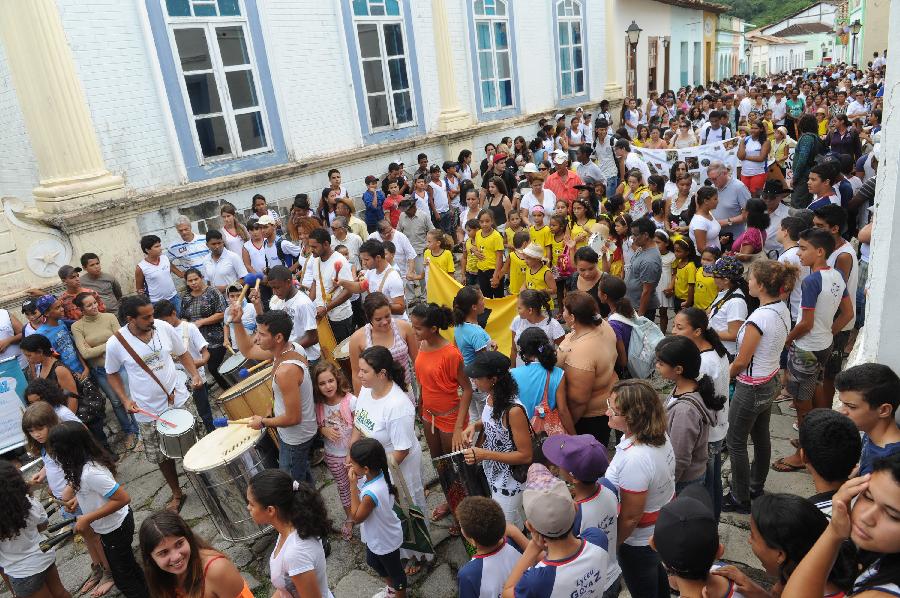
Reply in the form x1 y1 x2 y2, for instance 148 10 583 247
348 438 407 597
654 335 724 493
511 327 574 435
509 289 564 366
671 307 731 518
351 346 430 574
410 303 473 531
246 470 332 598
453 285 495 424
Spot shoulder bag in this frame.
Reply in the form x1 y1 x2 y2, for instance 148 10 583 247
113 331 175 404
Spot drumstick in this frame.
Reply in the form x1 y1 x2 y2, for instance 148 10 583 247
235 283 250 304
135 408 177 428
244 360 271 374
212 416 253 427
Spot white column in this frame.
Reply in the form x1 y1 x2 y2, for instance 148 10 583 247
604 0 623 97
857 0 900 371
432 0 472 131
0 0 124 214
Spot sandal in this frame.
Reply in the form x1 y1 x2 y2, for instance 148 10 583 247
165 493 187 513
448 522 461 537
78 563 103 595
771 457 805 473
430 502 451 522
341 519 354 541
90 571 115 598
790 438 800 449
404 561 422 576
123 433 138 452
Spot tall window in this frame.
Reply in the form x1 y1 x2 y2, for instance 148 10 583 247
647 37 658 92
163 0 270 162
350 0 415 131
693 42 702 84
680 42 689 86
556 0 584 97
473 0 513 110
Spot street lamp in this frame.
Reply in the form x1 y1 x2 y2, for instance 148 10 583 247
626 21 642 47
744 43 752 75
625 21 641 98
850 20 862 65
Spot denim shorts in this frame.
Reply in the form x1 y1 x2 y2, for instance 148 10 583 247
786 344 830 402
9 565 53 597
60 504 84 521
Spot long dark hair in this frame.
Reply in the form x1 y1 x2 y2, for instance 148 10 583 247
744 198 771 232
518 289 553 324
677 307 727 358
362 291 391 322
453 286 482 325
350 438 396 497
248 470 332 539
0 461 31 541
409 302 454 331
655 336 723 411
24 377 72 408
140 511 214 598
360 346 408 392
517 327 557 372
48 420 117 491
752 494 856 592
489 369 519 422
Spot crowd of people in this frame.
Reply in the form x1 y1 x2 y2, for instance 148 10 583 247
0 55 897 598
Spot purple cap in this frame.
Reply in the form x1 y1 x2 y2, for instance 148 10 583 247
541 434 610 482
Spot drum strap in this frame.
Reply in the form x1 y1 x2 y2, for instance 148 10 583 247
316 258 332 303
378 267 399 293
114 331 175 402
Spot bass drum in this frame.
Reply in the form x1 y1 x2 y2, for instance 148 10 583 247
218 351 250 387
182 425 277 542
216 366 277 446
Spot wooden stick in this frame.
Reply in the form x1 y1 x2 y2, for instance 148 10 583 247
245 360 271 374
227 418 252 425
235 283 250 304
135 408 177 428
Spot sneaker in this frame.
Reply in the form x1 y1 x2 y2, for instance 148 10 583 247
371 588 391 598
721 492 751 514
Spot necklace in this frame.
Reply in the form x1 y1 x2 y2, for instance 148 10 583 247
130 325 159 351
568 327 596 344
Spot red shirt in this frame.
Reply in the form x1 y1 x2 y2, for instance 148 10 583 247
383 194 404 228
543 170 584 205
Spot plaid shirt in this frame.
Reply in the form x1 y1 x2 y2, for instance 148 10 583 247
180 287 227 347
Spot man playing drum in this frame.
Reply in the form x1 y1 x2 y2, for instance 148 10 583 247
104 295 205 513
229 308 318 484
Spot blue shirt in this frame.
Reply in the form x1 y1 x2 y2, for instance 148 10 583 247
458 539 523 598
454 322 491 364
35 322 84 375
510 362 564 417
514 528 609 598
362 190 386 227
859 433 900 475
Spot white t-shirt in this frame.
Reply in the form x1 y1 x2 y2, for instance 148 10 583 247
795 268 847 352
370 231 416 278
364 267 408 322
270 291 321 362
173 321 208 379
105 319 190 423
358 473 403 555
826 243 858 331
708 290 748 356
429 180 449 213
202 249 247 289
764 204 790 256
576 480 621 590
243 240 269 274
352 384 417 454
43 407 81 499
222 227 246 256
0 497 57 578
510 316 565 367
76 462 130 534
778 246 807 321
736 301 791 384
689 214 722 250
0 309 24 368
604 435 675 546
700 350 730 443
310 251 354 322
138 255 177 302
519 189 558 218
740 138 767 176
269 533 333 598
223 301 257 341
331 232 363 268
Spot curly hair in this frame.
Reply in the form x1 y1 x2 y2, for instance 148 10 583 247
0 461 32 541
610 379 667 446
248 470 332 540
748 259 798 298
47 421 117 491
24 377 70 408
311 360 352 405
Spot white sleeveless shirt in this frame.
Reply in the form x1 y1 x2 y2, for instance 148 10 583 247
137 255 177 302
272 343 317 445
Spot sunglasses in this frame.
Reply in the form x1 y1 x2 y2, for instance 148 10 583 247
539 166 549 171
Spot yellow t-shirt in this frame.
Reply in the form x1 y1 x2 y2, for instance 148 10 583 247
464 239 479 274
570 218 597 250
694 267 717 310
524 264 554 308
549 233 567 267
508 251 527 295
475 229 505 271
505 226 524 249
674 261 697 301
529 225 553 253
425 248 454 274
817 119 828 136
762 120 775 142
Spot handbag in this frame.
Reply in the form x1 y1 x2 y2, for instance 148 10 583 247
507 403 547 484
556 244 575 278
387 456 434 555
530 371 565 436
74 376 107 424
113 331 175 403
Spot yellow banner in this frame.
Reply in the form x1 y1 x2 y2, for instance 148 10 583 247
425 266 518 357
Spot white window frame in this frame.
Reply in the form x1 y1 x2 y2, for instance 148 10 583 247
556 0 585 98
163 0 272 164
473 0 514 112
351 2 417 132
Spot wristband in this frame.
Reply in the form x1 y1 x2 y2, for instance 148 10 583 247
359 279 370 292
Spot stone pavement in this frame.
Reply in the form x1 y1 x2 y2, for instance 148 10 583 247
7 395 813 598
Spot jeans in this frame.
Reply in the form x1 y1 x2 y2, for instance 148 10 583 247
99 509 148 598
726 376 779 503
602 576 622 598
676 473 706 494
279 435 314 484
206 344 231 391
168 294 182 317
86 417 112 454
192 383 215 432
606 176 620 197
618 543 669 598
91 366 138 435
706 439 725 520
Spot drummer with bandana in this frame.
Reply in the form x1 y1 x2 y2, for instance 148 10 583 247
229 307 318 484
104 295 204 513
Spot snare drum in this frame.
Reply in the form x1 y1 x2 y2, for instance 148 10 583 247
156 408 198 459
218 351 249 387
333 336 352 382
183 425 277 541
